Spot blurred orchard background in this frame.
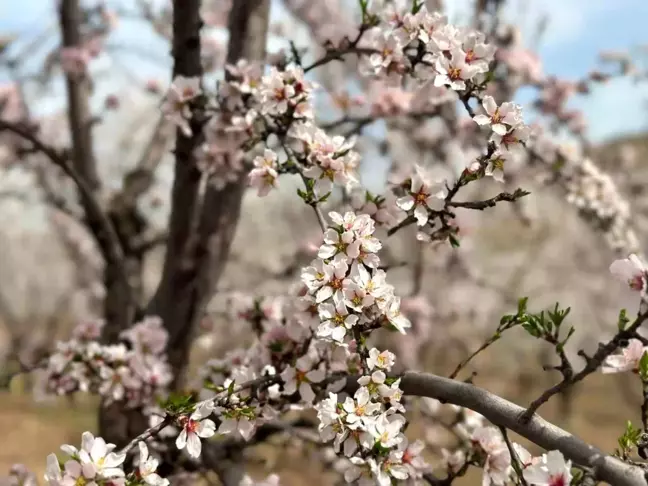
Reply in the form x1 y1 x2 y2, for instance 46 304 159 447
1 0 648 483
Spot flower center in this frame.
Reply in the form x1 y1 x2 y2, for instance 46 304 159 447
448 67 462 80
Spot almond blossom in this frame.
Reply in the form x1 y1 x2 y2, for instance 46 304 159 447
176 401 216 458
610 254 648 295
161 75 201 136
601 338 648 374
523 450 572 486
248 149 280 197
434 48 480 91
280 354 325 403
137 442 169 486
396 165 447 226
473 96 523 135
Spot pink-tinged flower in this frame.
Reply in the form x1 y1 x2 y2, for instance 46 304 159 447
260 67 295 115
483 447 512 486
396 165 447 226
491 125 531 153
366 348 396 371
317 299 359 342
602 339 648 374
461 30 496 73
248 149 279 197
60 460 98 486
160 76 201 136
610 254 648 295
441 448 466 474
434 48 480 91
281 354 325 403
176 401 216 457
318 228 361 263
60 47 90 78
398 438 429 477
523 450 572 486
217 412 257 441
473 96 523 135
343 387 381 426
137 442 169 486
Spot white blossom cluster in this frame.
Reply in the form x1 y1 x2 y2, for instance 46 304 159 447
38 317 172 407
44 432 168 486
530 136 641 256
25 3 636 485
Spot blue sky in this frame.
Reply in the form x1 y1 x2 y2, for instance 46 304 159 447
2 0 648 142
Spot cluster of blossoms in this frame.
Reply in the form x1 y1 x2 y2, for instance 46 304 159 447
529 136 641 255
38 317 172 407
44 432 168 486
315 352 428 484
467 95 530 181
360 4 495 90
422 397 573 486
23 4 645 486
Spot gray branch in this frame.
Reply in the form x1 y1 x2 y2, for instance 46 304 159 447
395 371 648 486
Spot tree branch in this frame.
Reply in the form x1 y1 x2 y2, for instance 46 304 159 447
58 0 100 190
386 371 648 486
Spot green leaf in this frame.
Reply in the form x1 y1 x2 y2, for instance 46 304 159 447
640 352 648 381
449 234 460 248
618 309 630 331
517 297 529 315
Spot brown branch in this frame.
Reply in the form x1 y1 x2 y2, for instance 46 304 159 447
522 310 648 421
0 119 128 291
58 0 100 190
146 0 271 390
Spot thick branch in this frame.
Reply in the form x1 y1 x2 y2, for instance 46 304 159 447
388 372 647 486
147 0 271 387
58 0 100 190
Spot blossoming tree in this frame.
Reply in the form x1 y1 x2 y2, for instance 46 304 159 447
3 0 648 485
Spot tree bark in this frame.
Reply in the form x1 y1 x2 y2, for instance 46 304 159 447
99 0 271 449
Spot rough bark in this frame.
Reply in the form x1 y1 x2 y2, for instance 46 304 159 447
98 0 271 449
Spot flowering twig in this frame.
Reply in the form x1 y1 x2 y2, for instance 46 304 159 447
522 310 648 421
498 426 529 486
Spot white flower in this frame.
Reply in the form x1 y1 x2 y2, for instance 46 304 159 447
523 450 572 486
483 447 512 486
217 414 256 441
280 354 325 403
473 96 523 135
491 125 531 153
176 401 216 457
318 228 361 263
137 442 169 486
368 414 404 448
396 165 447 226
160 76 201 136
367 348 396 371
434 48 480 91
343 387 381 426
602 338 648 374
384 297 411 334
317 299 359 342
78 433 125 479
610 254 648 295
249 149 279 197
44 454 63 485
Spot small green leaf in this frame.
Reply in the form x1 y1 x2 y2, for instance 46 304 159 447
618 309 630 331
